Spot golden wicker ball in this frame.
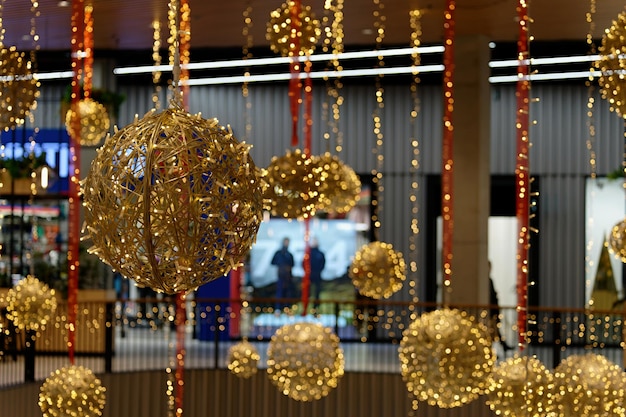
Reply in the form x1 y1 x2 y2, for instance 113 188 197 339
267 321 344 401
486 355 558 416
82 106 264 294
5 275 57 332
39 365 106 417
399 308 495 409
266 0 321 57
65 98 111 146
264 148 323 219
349 241 406 299
608 218 626 262
0 46 39 131
596 11 626 118
227 340 260 379
316 152 361 214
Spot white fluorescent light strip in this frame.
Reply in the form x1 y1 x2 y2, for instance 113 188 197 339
113 45 445 75
34 70 74 80
489 70 596 83
490 54 601 68
184 64 445 86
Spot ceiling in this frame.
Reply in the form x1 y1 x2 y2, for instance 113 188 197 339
2 1 626 56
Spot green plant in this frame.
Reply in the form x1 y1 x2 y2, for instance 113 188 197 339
0 152 48 179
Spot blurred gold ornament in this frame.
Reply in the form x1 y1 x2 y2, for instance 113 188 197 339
5 275 57 332
82 105 264 294
349 241 406 299
65 98 111 146
264 149 323 219
0 46 39 131
608 218 626 262
554 353 626 416
267 321 344 401
227 340 260 378
39 365 106 417
316 152 361 214
486 355 558 417
399 308 495 408
266 1 321 57
596 11 626 118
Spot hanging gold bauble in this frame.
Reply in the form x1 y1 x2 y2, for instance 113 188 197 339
264 148 323 219
349 241 406 299
596 11 626 118
267 322 344 401
608 218 626 262
553 353 626 416
486 355 558 417
398 308 495 409
65 98 111 146
39 365 106 417
266 1 321 57
227 340 260 379
5 275 57 332
0 46 39 131
82 105 264 294
316 152 361 214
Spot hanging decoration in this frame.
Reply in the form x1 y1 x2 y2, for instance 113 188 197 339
5 275 56 332
486 355 557 417
595 10 626 118
608 218 626 261
398 308 494 409
266 322 344 401
316 152 361 214
349 241 406 299
227 340 260 379
553 353 626 415
39 365 106 417
266 1 321 58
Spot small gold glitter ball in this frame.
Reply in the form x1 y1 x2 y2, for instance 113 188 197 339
39 365 106 417
264 149 323 219
82 105 264 294
399 308 495 409
266 0 321 57
0 46 39 131
596 11 626 118
486 355 558 417
65 98 111 146
227 340 260 379
349 241 406 299
5 275 57 332
316 153 361 214
554 353 626 416
267 322 344 401
608 218 626 262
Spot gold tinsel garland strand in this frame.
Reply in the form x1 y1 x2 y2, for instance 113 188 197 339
267 322 344 401
486 355 558 417
316 152 361 214
266 0 321 57
39 365 106 417
5 275 57 332
65 98 110 146
553 353 626 416
596 10 626 118
264 148 323 219
398 308 495 409
81 105 264 294
227 340 260 379
349 241 406 299
608 218 626 262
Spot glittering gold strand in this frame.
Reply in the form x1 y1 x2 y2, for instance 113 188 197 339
349 241 406 299
266 322 344 401
39 365 106 417
81 105 264 294
266 0 321 57
5 275 57 332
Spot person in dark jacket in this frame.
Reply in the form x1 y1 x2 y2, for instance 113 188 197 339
271 237 294 313
308 237 326 311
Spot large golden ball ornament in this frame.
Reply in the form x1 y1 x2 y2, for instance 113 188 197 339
5 275 57 332
349 241 406 299
316 152 361 214
266 1 321 57
227 340 260 379
39 365 106 417
608 218 626 262
65 98 111 146
596 11 626 118
486 355 558 417
267 322 344 401
554 353 626 416
82 106 264 294
264 149 323 219
398 308 495 408
0 46 39 131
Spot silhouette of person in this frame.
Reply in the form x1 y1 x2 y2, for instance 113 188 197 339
271 237 294 313
307 237 326 311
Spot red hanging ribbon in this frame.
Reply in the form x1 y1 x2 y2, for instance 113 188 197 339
288 0 302 147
